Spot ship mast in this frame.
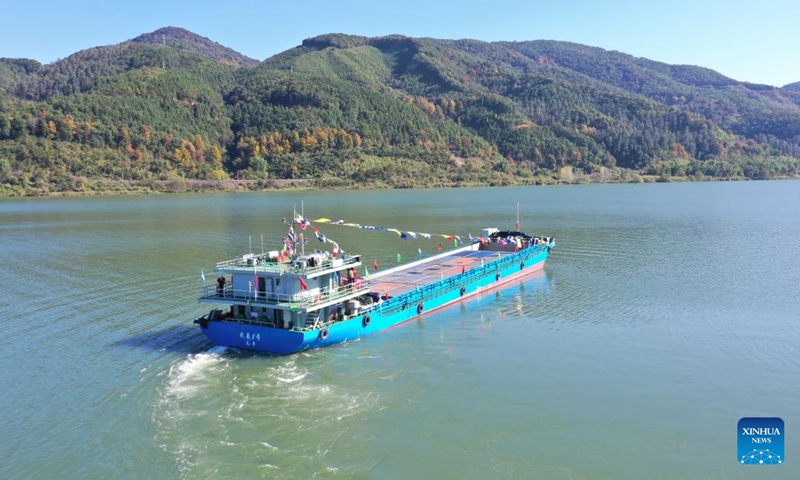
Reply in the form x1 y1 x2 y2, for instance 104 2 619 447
292 202 297 260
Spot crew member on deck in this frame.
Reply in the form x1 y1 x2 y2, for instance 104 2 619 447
217 275 226 295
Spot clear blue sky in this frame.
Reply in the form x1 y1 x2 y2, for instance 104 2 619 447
1 0 798 86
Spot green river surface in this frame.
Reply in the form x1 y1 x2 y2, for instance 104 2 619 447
1 182 798 479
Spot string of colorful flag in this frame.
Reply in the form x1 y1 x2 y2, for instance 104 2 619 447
288 214 533 278
283 213 466 264
310 217 468 248
282 214 341 258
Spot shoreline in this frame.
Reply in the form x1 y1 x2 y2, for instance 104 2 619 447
2 172 798 198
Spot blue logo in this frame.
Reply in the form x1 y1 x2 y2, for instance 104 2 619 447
738 417 784 465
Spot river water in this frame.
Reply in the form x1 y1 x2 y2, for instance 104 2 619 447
1 182 798 479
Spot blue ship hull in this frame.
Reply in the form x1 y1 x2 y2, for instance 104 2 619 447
198 244 550 355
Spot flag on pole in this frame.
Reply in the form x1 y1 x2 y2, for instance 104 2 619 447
438 242 443 252
462 265 466 275
253 266 259 299
364 265 370 278
418 247 422 258
299 277 307 290
373 260 379 271
201 270 205 282
396 253 402 263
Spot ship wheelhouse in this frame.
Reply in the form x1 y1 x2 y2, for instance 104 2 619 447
198 250 370 331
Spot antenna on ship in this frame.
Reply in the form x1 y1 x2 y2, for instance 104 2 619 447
261 234 264 255
516 202 520 230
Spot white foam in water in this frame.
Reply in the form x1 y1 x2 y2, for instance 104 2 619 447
165 349 227 399
206 345 228 355
261 441 278 451
269 360 310 385
276 371 308 384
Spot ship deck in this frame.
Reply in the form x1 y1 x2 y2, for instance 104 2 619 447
366 247 513 299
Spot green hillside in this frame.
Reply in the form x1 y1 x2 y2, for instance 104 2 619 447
1 29 798 195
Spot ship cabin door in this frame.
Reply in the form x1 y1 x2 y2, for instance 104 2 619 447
258 277 268 299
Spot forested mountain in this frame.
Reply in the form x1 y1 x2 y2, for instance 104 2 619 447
129 27 259 68
1 28 798 195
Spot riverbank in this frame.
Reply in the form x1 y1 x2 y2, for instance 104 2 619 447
1 170 798 197
0 178 314 197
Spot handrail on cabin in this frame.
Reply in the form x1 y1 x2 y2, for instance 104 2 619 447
200 278 369 307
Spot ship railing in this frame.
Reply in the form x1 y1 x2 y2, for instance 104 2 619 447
282 243 552 330
200 279 369 307
216 253 282 269
363 244 548 316
289 245 551 331
215 253 361 274
316 280 369 303
285 255 362 276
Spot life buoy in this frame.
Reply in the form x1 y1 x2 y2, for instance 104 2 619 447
320 328 329 340
417 304 423 315
496 273 501 281
363 315 371 327
460 286 466 297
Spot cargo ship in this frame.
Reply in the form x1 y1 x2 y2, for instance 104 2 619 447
194 219 554 355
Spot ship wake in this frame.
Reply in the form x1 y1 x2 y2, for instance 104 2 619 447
152 351 382 478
